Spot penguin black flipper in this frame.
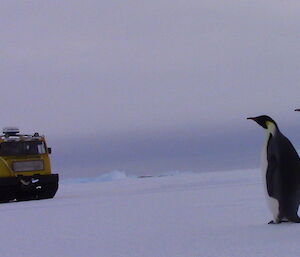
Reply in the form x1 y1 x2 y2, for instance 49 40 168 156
266 154 279 199
266 134 281 200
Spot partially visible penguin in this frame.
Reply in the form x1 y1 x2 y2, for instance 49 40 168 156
247 115 300 224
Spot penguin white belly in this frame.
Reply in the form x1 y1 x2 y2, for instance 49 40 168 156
261 143 279 221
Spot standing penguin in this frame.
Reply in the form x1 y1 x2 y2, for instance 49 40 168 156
247 115 300 224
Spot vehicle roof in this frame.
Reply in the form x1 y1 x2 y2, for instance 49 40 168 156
0 134 45 143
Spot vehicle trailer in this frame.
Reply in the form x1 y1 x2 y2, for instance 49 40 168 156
0 127 59 202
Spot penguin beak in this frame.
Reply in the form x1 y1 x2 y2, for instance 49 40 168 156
295 109 300 112
247 116 268 129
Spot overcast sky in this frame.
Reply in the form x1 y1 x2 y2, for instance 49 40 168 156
1 1 300 178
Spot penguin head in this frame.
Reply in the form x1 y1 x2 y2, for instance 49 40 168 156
247 115 278 132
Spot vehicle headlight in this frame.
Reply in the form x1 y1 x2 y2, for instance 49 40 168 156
12 160 44 172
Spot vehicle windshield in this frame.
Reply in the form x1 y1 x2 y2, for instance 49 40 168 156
0 141 46 156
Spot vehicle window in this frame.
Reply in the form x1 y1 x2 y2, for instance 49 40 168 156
0 141 46 156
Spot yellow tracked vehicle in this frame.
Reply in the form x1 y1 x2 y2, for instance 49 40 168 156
0 127 59 202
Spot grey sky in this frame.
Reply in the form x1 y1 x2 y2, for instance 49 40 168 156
1 1 300 177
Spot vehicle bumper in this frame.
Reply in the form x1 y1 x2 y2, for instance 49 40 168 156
0 174 59 202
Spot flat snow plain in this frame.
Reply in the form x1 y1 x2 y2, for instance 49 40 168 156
1 169 300 257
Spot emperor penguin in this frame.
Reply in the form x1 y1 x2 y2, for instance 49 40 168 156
247 115 300 224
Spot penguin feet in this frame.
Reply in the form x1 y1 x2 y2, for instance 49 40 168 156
268 217 281 224
268 217 299 224
268 220 285 224
268 218 286 224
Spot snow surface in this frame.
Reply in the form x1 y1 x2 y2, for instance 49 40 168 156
1 169 300 257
